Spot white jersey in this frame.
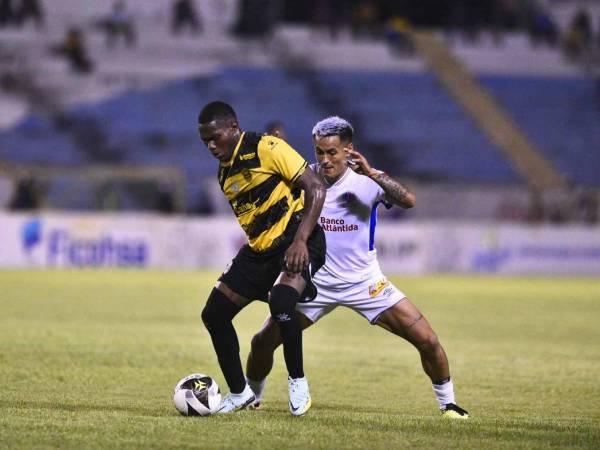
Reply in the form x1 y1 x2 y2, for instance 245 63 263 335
311 165 390 287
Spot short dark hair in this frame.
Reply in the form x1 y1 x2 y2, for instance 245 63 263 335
265 120 284 134
312 116 354 143
198 101 237 124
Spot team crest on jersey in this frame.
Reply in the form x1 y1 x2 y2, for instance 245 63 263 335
242 168 252 182
369 279 389 297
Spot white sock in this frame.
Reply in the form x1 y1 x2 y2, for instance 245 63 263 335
246 377 266 402
432 379 455 409
231 383 253 398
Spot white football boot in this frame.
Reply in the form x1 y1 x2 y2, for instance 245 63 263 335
216 384 255 413
288 376 311 416
246 377 266 409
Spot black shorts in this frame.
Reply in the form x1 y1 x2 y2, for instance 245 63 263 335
218 220 326 303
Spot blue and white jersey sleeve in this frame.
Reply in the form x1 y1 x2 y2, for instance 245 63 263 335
372 181 393 209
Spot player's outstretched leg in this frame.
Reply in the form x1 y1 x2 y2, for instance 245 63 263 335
246 316 281 408
201 287 255 413
376 298 469 419
247 312 315 409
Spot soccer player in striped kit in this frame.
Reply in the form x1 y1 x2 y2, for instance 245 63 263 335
246 116 469 419
198 101 327 415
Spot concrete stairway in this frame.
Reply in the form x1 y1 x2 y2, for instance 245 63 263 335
409 30 567 190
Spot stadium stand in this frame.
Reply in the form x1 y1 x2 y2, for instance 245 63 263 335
481 75 600 188
0 0 598 216
0 68 522 185
410 30 566 190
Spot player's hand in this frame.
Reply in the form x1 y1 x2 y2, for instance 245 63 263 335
284 239 309 275
347 148 377 177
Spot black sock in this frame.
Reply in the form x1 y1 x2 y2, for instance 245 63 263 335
201 288 245 393
433 376 451 386
269 284 304 379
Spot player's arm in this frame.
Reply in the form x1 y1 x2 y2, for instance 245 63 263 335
285 168 326 274
262 136 326 273
348 148 416 209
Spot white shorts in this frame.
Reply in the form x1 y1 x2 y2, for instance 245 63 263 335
296 275 406 324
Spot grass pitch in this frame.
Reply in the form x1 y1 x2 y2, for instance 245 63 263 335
1 271 599 449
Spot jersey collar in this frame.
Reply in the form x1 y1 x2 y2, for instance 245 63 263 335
221 132 245 167
327 166 352 188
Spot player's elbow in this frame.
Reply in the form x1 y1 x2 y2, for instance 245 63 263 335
403 192 416 209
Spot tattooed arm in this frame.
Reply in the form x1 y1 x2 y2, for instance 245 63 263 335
347 148 416 209
370 170 416 208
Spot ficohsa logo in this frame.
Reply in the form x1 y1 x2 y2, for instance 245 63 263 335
22 219 42 253
21 219 148 268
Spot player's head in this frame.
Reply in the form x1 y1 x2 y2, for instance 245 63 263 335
312 116 354 182
265 120 287 141
198 101 241 162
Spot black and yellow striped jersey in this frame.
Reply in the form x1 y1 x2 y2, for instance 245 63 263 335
218 132 307 252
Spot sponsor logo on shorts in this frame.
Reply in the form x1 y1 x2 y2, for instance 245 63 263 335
368 279 389 298
382 287 394 298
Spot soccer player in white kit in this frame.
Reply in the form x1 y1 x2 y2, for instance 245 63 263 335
246 116 469 418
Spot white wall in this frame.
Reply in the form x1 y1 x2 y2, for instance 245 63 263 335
2 212 599 275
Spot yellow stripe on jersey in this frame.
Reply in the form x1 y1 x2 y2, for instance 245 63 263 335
218 132 307 252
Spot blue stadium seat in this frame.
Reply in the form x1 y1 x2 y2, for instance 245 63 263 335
1 69 597 211
480 75 600 187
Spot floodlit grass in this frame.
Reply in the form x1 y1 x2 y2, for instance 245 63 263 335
1 271 599 449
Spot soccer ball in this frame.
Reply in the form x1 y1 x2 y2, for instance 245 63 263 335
173 373 221 416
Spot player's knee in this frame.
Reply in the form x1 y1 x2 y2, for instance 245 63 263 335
200 304 216 330
201 288 239 331
269 284 299 323
418 332 441 354
251 324 282 352
250 332 263 351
